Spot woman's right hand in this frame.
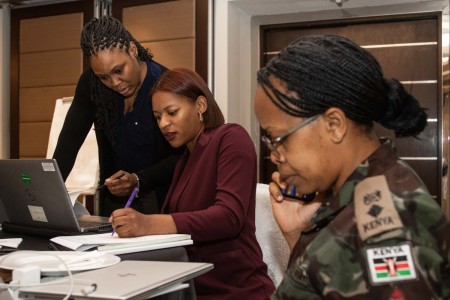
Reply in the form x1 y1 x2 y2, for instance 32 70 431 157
104 171 137 197
269 171 322 250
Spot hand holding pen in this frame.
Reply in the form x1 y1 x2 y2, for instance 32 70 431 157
98 171 138 197
111 186 139 236
97 172 126 190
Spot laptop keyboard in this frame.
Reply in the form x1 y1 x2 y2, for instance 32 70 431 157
79 220 106 227
78 220 112 232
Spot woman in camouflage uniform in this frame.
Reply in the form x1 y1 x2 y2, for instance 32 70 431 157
254 34 449 299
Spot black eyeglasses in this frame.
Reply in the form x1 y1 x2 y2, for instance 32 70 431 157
261 115 319 151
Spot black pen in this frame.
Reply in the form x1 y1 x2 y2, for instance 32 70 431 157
97 173 126 190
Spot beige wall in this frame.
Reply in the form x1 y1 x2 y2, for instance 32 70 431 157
122 0 195 70
18 12 82 158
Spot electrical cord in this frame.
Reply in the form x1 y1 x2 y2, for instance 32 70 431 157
0 250 97 300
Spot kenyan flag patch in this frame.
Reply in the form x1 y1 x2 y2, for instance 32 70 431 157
365 243 417 285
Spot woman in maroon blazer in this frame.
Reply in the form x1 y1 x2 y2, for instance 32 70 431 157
110 68 275 299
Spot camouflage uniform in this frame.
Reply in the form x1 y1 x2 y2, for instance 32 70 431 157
273 140 450 299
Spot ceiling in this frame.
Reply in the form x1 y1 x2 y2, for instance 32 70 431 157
0 0 57 5
0 0 448 17
0 0 74 7
231 0 448 16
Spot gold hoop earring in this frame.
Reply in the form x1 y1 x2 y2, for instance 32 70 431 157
198 112 203 122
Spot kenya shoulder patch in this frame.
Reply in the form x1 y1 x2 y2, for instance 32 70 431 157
354 175 403 241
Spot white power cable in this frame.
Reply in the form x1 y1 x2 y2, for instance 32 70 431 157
0 250 97 300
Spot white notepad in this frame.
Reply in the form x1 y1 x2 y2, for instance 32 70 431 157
50 233 193 254
19 260 213 300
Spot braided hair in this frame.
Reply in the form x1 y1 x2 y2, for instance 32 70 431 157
257 34 427 138
80 16 153 148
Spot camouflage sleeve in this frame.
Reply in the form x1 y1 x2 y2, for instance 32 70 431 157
271 266 322 300
363 185 450 299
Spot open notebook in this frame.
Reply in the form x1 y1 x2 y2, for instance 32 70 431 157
0 159 111 237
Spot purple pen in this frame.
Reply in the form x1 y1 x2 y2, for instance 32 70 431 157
111 187 139 236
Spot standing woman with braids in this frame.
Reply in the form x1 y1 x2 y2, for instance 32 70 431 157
254 34 449 299
53 16 182 216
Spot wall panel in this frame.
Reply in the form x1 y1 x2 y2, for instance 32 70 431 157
20 13 83 53
19 122 51 157
112 0 208 81
16 11 84 158
122 0 194 42
368 46 437 81
121 0 195 71
20 85 76 122
19 50 82 88
142 39 195 69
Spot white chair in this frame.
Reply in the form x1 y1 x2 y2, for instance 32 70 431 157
255 183 290 287
46 97 99 214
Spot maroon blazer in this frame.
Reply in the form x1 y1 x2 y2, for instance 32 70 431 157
162 124 275 299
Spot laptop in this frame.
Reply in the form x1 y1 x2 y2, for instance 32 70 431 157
0 159 112 237
19 260 213 300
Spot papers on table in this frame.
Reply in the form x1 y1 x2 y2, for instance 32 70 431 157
0 238 22 249
50 233 192 255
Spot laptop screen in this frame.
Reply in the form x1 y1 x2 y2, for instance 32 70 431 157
0 159 110 236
